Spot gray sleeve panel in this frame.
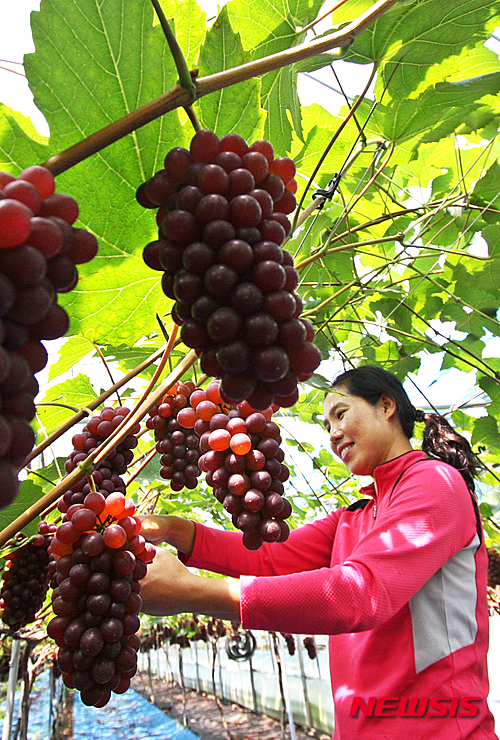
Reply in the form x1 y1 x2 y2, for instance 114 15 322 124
409 533 480 674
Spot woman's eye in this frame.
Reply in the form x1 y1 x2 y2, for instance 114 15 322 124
337 410 345 419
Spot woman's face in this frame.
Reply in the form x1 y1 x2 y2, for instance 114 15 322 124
323 386 409 476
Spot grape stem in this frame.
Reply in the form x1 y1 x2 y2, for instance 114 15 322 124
94 344 122 405
150 0 196 102
149 0 202 133
43 0 399 175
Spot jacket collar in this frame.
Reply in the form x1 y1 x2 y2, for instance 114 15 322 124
359 450 427 500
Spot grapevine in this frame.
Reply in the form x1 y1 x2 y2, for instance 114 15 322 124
137 130 321 411
0 165 99 508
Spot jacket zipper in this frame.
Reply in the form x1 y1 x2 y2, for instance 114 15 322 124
373 503 377 519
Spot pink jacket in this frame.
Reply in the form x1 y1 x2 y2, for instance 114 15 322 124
182 451 498 739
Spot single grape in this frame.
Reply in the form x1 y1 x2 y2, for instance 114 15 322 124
218 239 254 274
0 200 32 249
190 130 220 163
18 165 56 199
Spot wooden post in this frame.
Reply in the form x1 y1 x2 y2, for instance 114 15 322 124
297 636 312 727
249 654 258 714
2 639 21 740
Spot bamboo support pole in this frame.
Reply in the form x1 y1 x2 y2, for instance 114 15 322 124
43 0 398 176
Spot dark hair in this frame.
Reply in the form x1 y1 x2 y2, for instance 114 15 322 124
331 365 480 492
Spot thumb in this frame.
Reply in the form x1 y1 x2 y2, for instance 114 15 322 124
138 516 166 544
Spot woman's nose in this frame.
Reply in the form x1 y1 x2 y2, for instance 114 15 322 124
330 427 342 442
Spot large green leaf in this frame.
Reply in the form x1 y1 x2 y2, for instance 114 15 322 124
337 0 499 102
159 0 207 68
196 5 265 141
0 104 49 172
228 0 324 152
470 161 500 217
371 73 500 145
48 337 96 382
18 0 187 344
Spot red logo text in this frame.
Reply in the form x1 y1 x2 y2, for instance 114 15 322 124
349 696 482 718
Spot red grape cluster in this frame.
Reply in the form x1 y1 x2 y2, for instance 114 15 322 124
146 380 203 492
487 548 500 589
137 130 321 411
195 380 291 550
0 521 57 632
0 165 99 508
57 406 140 516
47 492 155 707
281 633 295 656
303 636 317 659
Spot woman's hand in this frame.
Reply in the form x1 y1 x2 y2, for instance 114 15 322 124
138 515 196 555
140 546 241 622
140 546 197 616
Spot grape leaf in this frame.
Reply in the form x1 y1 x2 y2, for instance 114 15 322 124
158 0 207 68
0 104 49 173
48 337 96 382
197 5 265 141
337 0 499 102
36 373 97 440
372 73 500 145
228 0 324 153
0 481 45 540
19 0 186 345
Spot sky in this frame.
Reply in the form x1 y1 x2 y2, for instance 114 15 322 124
0 0 496 417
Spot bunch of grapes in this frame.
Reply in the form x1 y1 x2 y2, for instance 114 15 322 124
303 636 317 660
137 130 321 411
146 381 203 492
281 633 296 656
193 380 291 550
487 548 500 589
0 521 57 632
0 165 99 508
47 492 155 707
57 406 140 515
207 617 228 639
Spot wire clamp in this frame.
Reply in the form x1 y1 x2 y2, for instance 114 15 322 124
312 173 342 210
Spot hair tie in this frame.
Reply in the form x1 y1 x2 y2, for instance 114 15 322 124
414 408 426 423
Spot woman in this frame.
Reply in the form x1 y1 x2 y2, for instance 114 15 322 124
140 365 498 739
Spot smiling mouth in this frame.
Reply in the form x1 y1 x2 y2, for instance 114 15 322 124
339 443 354 460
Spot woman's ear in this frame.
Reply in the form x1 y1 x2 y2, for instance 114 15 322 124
379 393 397 420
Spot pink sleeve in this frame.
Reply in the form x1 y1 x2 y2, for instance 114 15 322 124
240 462 478 635
179 510 342 578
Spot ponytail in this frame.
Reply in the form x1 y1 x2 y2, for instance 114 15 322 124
420 412 480 494
332 365 480 493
